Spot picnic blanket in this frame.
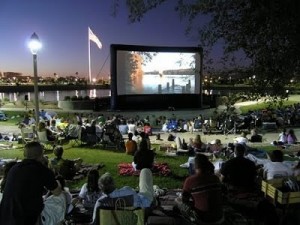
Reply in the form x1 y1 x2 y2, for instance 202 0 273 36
118 163 171 176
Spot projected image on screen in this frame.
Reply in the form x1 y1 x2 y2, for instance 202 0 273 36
117 51 199 95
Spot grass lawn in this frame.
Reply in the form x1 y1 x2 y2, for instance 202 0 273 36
2 142 294 191
239 99 300 114
0 143 189 190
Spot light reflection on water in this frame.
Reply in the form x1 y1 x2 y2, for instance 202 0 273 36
0 89 237 102
0 89 111 102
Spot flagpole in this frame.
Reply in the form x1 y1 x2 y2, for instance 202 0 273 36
88 27 91 83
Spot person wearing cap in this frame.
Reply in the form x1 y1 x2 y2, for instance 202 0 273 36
207 139 223 155
0 142 61 225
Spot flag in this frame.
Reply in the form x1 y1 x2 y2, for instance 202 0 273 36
88 27 102 49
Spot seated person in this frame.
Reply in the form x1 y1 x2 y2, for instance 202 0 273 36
73 169 103 214
37 121 57 142
287 129 298 144
49 146 82 180
41 175 72 225
207 139 223 155
143 123 152 136
132 131 141 147
263 150 293 180
125 133 137 155
249 129 262 142
65 121 81 140
92 172 145 224
49 146 65 175
0 142 62 225
139 132 151 150
85 120 98 145
175 136 189 151
118 120 129 135
176 154 223 224
49 119 62 136
188 134 206 154
133 139 155 170
220 144 257 193
96 122 104 141
127 120 137 134
220 144 279 225
20 114 35 127
277 128 287 145
161 121 168 132
234 132 248 145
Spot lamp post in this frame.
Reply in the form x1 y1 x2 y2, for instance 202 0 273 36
28 32 42 126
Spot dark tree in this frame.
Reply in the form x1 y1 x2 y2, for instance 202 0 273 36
113 0 300 101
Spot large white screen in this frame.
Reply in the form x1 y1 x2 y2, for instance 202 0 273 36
116 51 200 95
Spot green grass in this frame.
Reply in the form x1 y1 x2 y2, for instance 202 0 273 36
0 144 189 190
239 100 300 114
0 111 24 125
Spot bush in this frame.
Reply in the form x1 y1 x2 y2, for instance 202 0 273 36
77 96 83 100
83 96 90 100
64 96 71 101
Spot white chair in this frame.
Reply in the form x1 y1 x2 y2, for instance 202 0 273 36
37 130 56 151
20 126 36 144
175 136 189 154
73 126 83 146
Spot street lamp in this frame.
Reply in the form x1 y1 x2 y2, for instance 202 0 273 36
28 32 42 125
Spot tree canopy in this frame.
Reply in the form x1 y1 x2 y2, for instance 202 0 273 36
113 0 300 100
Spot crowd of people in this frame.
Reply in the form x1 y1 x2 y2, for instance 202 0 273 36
0 141 157 225
1 138 300 224
1 107 300 224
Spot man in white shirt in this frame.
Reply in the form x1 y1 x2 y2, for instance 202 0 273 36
127 121 136 134
263 150 293 180
234 132 248 145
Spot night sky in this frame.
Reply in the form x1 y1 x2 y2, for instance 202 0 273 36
0 0 221 79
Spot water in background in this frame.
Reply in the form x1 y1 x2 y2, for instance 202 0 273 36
0 88 237 103
0 89 111 102
142 74 195 94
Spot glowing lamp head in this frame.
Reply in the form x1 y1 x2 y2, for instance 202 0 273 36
28 32 42 55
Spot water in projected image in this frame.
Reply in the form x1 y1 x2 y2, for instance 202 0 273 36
142 74 195 94
131 52 195 95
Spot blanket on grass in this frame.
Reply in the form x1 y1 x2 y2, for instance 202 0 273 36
118 163 171 176
65 163 105 184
